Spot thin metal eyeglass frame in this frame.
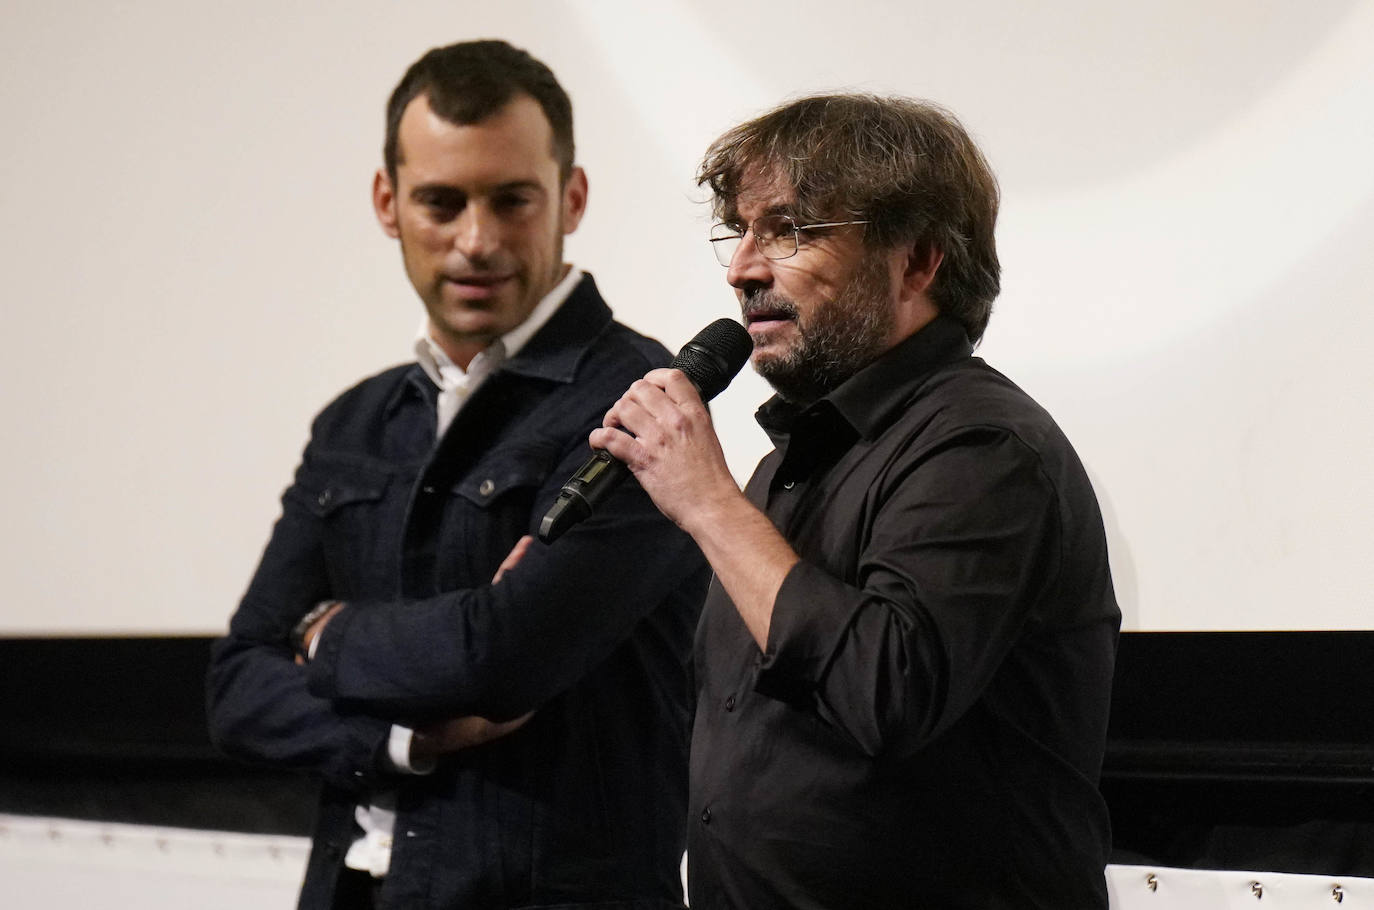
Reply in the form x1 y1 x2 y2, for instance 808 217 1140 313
708 215 871 266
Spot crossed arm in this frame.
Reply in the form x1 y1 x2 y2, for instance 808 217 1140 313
295 535 537 762
208 424 705 788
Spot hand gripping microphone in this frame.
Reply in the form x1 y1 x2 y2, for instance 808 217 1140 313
538 318 753 544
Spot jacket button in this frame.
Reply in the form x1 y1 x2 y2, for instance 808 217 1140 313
317 489 333 506
478 479 496 496
724 696 735 712
700 807 712 824
781 480 795 490
422 484 436 494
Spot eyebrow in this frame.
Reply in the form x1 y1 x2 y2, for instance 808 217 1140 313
727 202 795 225
408 179 547 200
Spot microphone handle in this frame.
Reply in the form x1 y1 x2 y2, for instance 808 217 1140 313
537 450 630 543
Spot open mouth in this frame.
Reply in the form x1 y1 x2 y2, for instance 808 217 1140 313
743 305 797 334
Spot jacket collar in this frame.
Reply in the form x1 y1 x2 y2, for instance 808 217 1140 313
498 272 613 384
389 272 613 418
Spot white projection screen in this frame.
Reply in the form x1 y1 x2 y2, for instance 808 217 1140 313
1 0 1371 635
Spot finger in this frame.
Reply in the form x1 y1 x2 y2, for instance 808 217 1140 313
599 388 651 431
620 377 682 424
492 534 534 583
493 711 535 737
604 393 659 441
598 370 679 431
590 425 638 464
639 368 676 389
660 368 708 409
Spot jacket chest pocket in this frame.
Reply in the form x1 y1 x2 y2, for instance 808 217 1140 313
439 441 563 585
290 456 399 595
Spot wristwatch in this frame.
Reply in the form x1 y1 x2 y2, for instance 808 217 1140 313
290 600 341 659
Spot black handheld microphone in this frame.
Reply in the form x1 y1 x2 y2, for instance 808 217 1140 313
538 318 753 544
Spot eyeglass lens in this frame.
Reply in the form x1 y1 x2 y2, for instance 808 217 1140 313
709 215 798 266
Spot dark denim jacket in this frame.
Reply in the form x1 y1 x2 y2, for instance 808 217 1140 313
208 275 709 909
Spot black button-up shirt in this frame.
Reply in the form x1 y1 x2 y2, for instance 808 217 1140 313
689 316 1119 910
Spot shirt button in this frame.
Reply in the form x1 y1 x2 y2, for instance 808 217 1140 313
724 696 735 712
700 807 712 824
478 479 496 496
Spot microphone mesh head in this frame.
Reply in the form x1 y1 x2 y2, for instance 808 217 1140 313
670 318 753 401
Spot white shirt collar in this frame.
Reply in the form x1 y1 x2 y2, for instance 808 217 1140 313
413 266 583 389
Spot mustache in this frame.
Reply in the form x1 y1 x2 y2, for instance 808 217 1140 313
740 289 800 321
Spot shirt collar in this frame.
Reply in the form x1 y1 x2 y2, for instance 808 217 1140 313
757 314 974 441
412 265 584 390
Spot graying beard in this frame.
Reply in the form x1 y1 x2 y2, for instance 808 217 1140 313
757 255 892 404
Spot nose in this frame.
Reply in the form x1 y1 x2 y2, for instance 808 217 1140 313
725 230 772 292
453 204 500 261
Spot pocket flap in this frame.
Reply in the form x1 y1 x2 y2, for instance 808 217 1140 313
290 457 392 517
452 441 561 507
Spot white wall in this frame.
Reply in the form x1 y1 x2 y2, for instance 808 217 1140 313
2 0 1371 634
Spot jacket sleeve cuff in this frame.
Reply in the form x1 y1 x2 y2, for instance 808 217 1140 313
305 600 359 699
319 712 393 793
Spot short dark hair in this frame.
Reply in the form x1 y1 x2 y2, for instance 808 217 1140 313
384 40 574 183
699 94 1001 343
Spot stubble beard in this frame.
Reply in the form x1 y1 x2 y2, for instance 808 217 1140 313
748 252 895 404
413 215 567 348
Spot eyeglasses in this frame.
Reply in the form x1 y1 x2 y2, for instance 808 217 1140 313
708 214 870 266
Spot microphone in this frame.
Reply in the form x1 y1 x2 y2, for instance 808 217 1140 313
538 318 753 543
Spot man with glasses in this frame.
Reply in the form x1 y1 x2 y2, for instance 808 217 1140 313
208 40 708 909
593 94 1120 908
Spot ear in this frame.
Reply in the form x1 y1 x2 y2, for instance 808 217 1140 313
901 242 944 299
372 167 400 239
560 166 589 235
889 242 944 339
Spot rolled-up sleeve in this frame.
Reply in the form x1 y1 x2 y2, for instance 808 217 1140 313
756 427 1060 758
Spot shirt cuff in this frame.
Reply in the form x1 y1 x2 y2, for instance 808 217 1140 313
387 725 435 775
